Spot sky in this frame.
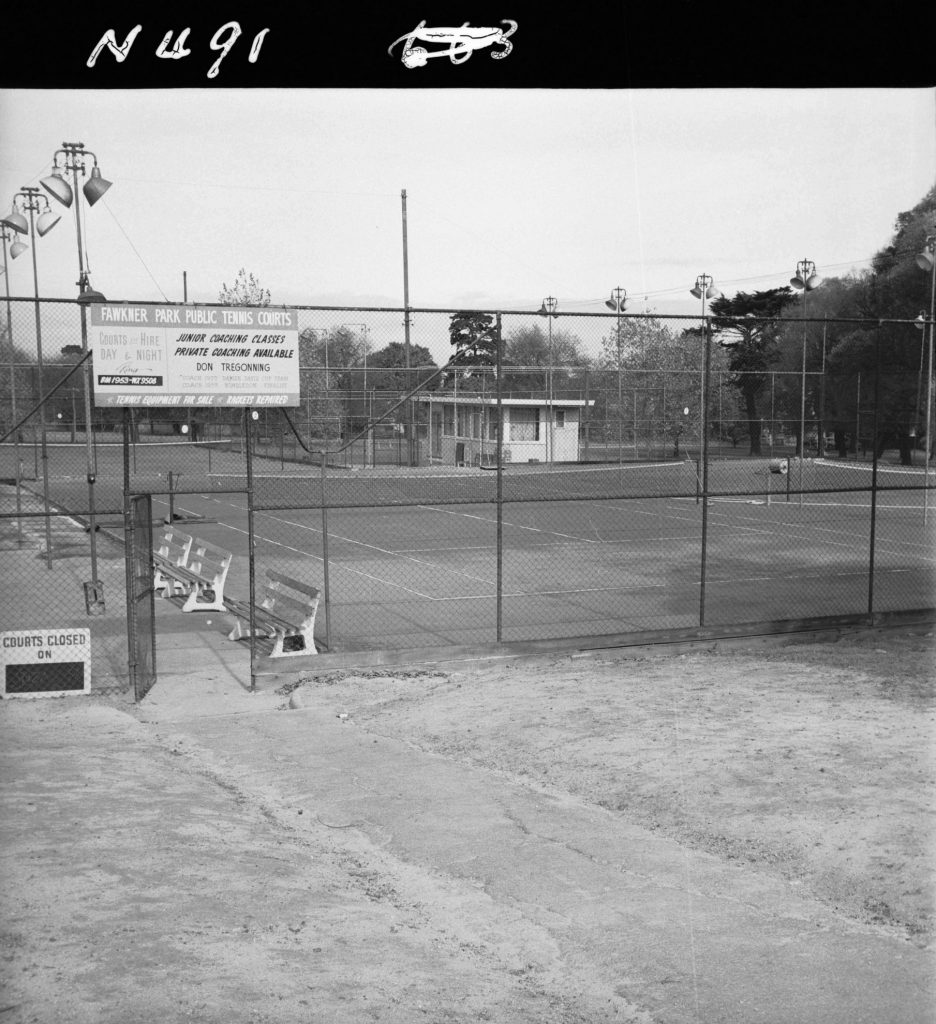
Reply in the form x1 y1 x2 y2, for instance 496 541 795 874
1 87 934 363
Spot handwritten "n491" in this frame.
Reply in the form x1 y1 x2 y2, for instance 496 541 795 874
87 23 269 79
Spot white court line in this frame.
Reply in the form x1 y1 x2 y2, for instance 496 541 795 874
687 501 936 560
814 458 928 476
215 520 438 599
195 493 934 606
582 495 936 565
430 564 916 602
416 503 602 544
200 495 496 596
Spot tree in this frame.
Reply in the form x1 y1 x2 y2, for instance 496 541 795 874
593 313 709 454
502 323 586 396
448 311 500 366
218 268 271 306
709 288 793 455
806 186 936 463
297 325 369 439
367 342 438 392
505 323 584 367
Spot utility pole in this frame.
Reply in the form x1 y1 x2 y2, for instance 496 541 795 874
401 188 414 464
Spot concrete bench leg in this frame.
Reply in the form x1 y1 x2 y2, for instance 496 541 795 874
180 585 227 613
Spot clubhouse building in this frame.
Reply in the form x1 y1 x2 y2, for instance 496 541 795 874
420 394 595 466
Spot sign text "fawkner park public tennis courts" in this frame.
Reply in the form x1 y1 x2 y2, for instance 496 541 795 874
88 302 300 407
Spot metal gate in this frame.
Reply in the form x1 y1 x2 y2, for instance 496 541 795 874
126 493 156 702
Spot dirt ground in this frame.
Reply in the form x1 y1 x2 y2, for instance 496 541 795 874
1 626 933 1023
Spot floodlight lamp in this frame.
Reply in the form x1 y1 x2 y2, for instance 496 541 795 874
690 285 703 299
82 166 112 206
1 207 28 235
36 209 61 237
917 249 935 272
41 169 73 208
605 298 617 310
805 273 822 290
705 285 722 300
10 238 27 259
790 275 805 290
76 284 106 304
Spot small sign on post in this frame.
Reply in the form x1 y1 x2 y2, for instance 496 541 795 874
0 629 91 698
83 581 106 616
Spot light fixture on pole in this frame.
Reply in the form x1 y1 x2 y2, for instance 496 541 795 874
42 142 111 613
916 233 935 522
690 274 721 626
605 287 628 464
1 206 28 235
790 259 822 499
538 296 558 463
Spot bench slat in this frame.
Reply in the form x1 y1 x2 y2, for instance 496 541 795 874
266 570 321 599
261 589 318 623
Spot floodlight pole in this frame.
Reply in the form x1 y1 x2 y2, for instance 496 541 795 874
605 287 627 465
918 234 935 525
790 259 822 505
10 188 56 567
1 227 24 547
43 142 112 609
539 297 558 463
690 274 721 626
401 189 414 465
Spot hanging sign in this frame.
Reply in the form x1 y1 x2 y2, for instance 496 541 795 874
1 628 91 698
88 303 300 407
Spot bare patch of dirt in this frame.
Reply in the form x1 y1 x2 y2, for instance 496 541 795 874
290 629 936 948
1 626 933 1023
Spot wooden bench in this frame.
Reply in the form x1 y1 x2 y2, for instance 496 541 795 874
226 570 320 658
155 534 233 613
153 526 194 596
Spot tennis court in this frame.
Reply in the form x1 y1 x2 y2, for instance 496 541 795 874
2 439 933 653
150 448 936 650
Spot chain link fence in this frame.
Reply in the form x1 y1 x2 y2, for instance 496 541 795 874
1 299 933 697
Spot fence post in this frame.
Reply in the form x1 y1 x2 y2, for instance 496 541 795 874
496 313 503 642
699 315 713 627
40 427 53 568
122 408 139 700
245 409 258 692
320 451 332 652
867 334 881 618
